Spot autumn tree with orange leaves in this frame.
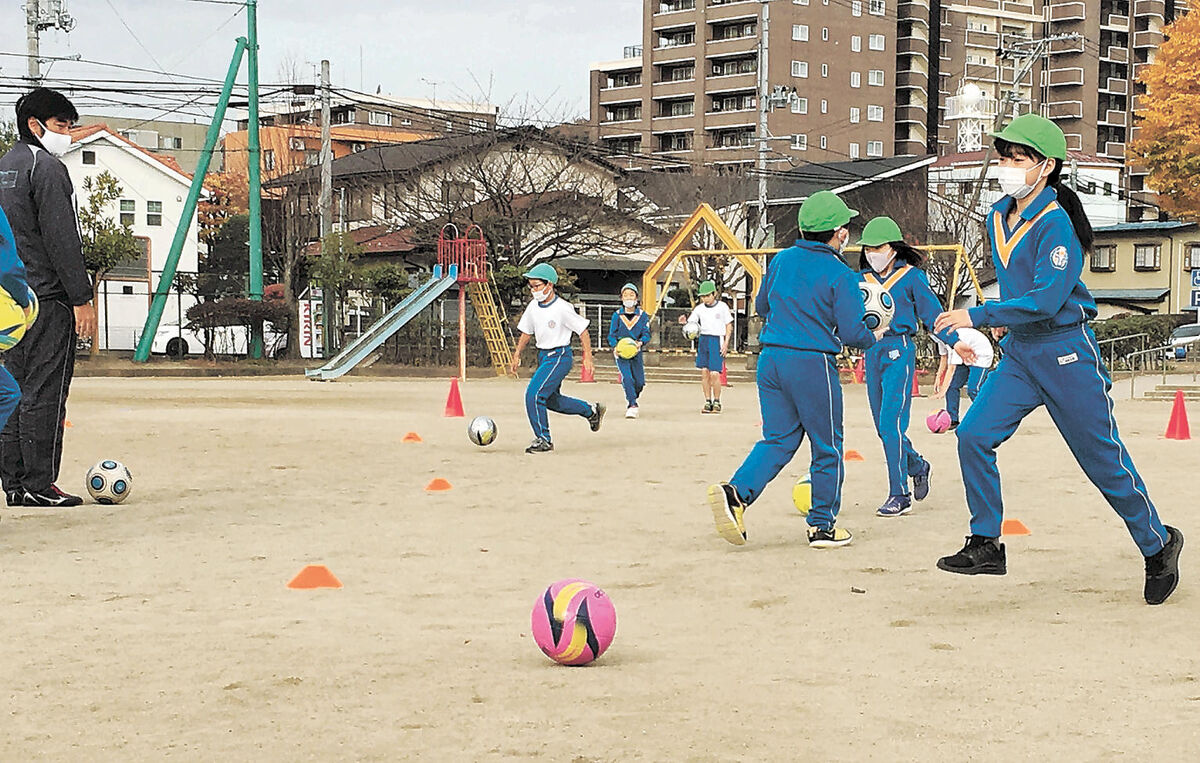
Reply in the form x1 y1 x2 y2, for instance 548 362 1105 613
197 171 250 246
1129 11 1200 220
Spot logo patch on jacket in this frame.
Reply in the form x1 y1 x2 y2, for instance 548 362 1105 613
1050 246 1069 271
1057 352 1078 365
889 349 900 360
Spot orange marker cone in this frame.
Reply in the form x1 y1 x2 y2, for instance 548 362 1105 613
580 363 596 383
1165 389 1191 440
720 362 730 387
444 377 465 417
63 419 73 428
844 449 865 461
853 357 865 384
402 432 423 443
911 372 922 398
1002 519 1031 536
425 478 453 492
287 565 343 590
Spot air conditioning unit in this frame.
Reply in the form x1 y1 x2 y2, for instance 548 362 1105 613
289 137 306 151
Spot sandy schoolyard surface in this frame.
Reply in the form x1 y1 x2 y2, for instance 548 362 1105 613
1 373 1197 760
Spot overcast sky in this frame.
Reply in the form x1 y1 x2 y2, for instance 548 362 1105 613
0 0 643 124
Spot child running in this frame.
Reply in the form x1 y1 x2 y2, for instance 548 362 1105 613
686 280 733 414
707 191 879 549
509 263 605 453
933 114 1182 605
607 282 651 419
932 326 994 430
856 216 977 517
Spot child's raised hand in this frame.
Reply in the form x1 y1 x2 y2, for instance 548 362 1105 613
953 340 977 365
934 309 973 333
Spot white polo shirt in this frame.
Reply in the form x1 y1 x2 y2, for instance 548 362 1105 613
687 301 734 337
936 326 994 368
517 296 590 349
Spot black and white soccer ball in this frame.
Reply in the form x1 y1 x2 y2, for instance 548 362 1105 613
859 282 896 332
467 416 497 447
86 459 133 505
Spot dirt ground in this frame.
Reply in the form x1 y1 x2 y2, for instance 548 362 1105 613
2 374 1197 761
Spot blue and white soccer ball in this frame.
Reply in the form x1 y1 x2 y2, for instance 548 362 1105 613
86 459 133 505
859 282 895 332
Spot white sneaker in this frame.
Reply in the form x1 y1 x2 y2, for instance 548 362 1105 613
625 406 639 419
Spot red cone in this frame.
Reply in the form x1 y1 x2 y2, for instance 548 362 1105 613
911 372 922 398
580 363 596 383
444 377 465 417
720 362 730 387
853 357 865 384
1165 389 1190 440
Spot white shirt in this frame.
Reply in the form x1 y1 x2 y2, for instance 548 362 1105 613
688 301 734 337
517 296 590 349
936 327 994 368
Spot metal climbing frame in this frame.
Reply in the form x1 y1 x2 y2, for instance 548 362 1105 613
437 224 514 378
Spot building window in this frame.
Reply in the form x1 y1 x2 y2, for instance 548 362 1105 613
82 150 96 165
659 133 692 152
107 237 150 280
668 63 695 80
820 135 828 149
822 27 829 41
852 0 862 16
851 35 862 52
868 69 885 86
146 201 163 227
821 63 829 77
793 24 809 41
867 140 884 157
1187 243 1200 270
821 99 829 114
1103 182 1113 196
1091 245 1117 272
369 111 392 127
119 199 135 228
792 97 809 114
792 134 808 150
850 142 861 159
867 105 884 121
851 71 861 88
795 0 809 4
263 149 275 172
869 0 886 15
850 107 861 123
1134 243 1162 271
792 60 809 78
869 34 885 50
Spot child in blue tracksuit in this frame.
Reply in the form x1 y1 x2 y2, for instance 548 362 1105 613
607 282 651 419
934 114 1182 605
855 216 976 517
708 191 878 549
0 206 29 452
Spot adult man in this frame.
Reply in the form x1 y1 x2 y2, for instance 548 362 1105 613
0 88 96 507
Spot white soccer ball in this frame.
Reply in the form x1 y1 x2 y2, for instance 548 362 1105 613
859 281 895 332
467 415 497 447
86 459 133 505
682 321 701 341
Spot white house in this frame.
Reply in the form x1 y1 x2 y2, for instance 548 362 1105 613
61 124 203 351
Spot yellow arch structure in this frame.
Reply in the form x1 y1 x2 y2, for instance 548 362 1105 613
641 204 770 317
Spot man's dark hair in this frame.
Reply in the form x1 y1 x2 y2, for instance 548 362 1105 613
801 229 839 244
15 88 79 143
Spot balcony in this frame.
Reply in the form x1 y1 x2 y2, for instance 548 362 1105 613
1002 1 1036 13
1001 66 1034 85
1132 62 1154 80
1064 132 1083 151
1103 13 1130 28
704 36 758 58
656 0 696 13
946 94 998 120
897 38 930 56
1133 29 1164 48
1129 124 1142 142
964 63 999 81
1103 45 1130 62
965 29 1000 48
895 70 928 89
1132 92 1149 110
706 1 761 22
1041 67 1085 87
1099 77 1129 94
703 70 756 89
1049 2 1086 22
1134 0 1166 18
1042 100 1084 120
1102 141 1126 159
897 3 931 22
896 104 928 124
702 109 757 129
599 92 642 107
1100 109 1128 127
1048 37 1085 55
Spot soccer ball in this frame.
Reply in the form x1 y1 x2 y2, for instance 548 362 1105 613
615 337 640 359
926 409 952 434
86 459 133 505
467 415 497 447
530 579 617 666
792 473 812 516
682 321 701 341
0 286 37 352
859 281 895 331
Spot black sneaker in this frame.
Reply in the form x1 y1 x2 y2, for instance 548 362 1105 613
808 525 853 548
6 489 24 507
706 482 746 545
588 403 606 432
712 400 722 413
937 535 1006 575
525 438 554 454
702 400 714 414
912 461 931 502
1144 525 1183 605
24 485 84 508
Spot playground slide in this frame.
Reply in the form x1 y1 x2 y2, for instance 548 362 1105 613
305 265 458 381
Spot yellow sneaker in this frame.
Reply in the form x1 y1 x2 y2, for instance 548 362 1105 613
708 483 746 545
808 525 853 548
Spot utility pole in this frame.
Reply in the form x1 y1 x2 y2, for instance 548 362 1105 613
25 0 76 86
755 0 770 248
247 0 265 359
319 59 334 359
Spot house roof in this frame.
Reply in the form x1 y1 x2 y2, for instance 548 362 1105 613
68 123 193 181
302 224 418 256
1090 288 1171 301
1093 221 1197 234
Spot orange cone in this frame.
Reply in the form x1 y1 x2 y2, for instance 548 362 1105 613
580 363 596 383
844 449 865 461
402 432 423 443
63 419 73 428
853 357 865 384
911 372 922 398
613 368 623 385
720 362 730 387
287 565 343 590
1165 389 1191 440
425 478 453 492
444 377 465 417
1002 519 1031 536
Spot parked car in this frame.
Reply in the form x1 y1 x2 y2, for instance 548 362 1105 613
1168 324 1200 360
151 321 287 358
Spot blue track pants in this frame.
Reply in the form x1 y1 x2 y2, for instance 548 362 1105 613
525 347 593 442
866 335 926 497
945 365 989 424
616 354 645 407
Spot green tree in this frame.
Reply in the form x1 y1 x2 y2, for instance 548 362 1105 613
0 120 18 156
311 231 363 349
79 171 141 355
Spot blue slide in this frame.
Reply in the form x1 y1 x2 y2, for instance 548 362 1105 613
306 265 458 381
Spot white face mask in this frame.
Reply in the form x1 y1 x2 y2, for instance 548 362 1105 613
37 121 71 156
622 299 637 309
532 287 552 303
993 161 1047 200
865 249 895 273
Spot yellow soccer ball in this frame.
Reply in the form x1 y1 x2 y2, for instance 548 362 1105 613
0 286 33 353
615 337 640 359
792 473 812 516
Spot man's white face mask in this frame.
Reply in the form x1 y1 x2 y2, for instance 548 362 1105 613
37 121 71 156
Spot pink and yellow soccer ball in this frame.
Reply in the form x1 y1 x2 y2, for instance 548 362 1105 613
926 409 952 434
530 579 617 666
0 286 37 353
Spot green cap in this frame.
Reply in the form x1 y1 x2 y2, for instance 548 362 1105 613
697 280 717 296
798 190 858 233
523 262 559 284
857 216 904 248
621 282 639 295
990 113 1067 161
